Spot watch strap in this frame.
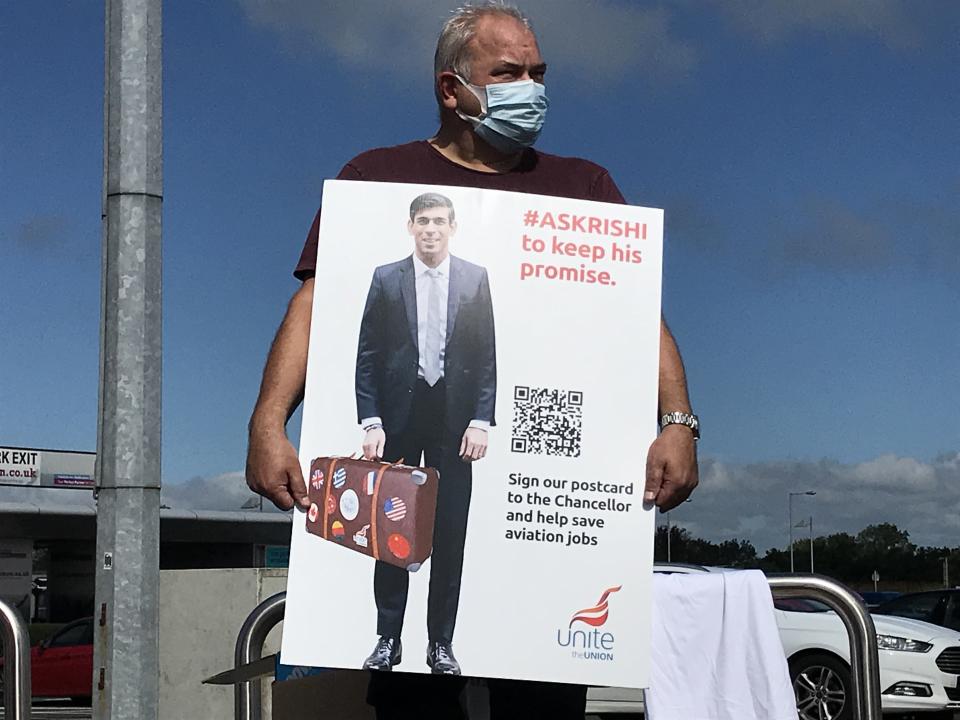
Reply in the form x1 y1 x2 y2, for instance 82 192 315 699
659 411 700 440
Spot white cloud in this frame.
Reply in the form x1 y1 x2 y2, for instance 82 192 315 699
706 0 922 49
849 454 937 489
0 485 96 509
160 470 282 512
713 513 770 540
0 470 271 513
6 450 958 555
152 451 960 554
235 0 943 97
238 0 442 78
525 2 696 83
236 0 697 84
674 452 960 552
700 459 734 489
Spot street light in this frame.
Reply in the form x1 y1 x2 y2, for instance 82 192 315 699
241 496 263 512
794 516 815 572
665 499 692 563
788 491 816 573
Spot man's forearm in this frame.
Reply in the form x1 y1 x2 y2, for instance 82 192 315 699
644 317 699 509
246 278 314 510
249 278 314 435
658 317 692 415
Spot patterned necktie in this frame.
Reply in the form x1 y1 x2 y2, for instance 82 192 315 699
423 268 443 386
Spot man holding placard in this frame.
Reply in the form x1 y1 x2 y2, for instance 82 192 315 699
247 3 698 718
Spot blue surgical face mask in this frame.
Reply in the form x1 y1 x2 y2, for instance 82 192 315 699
455 75 550 154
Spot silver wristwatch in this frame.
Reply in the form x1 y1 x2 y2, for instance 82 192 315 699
659 412 700 440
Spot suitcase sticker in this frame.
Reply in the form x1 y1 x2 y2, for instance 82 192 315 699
304 456 439 572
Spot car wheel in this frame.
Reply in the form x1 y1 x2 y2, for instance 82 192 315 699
789 653 852 720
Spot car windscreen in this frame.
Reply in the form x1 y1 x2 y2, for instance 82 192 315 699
774 598 831 613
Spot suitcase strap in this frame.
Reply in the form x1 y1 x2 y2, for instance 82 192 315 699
368 463 392 561
321 457 339 539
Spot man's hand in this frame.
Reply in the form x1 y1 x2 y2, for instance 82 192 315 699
459 427 488 462
362 427 386 461
644 425 698 511
246 428 309 511
245 279 313 511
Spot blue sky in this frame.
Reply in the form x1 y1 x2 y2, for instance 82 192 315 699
2 1 958 551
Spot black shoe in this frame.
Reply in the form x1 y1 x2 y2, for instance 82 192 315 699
363 636 402 670
426 641 461 675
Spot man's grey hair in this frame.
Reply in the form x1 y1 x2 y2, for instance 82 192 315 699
434 2 532 81
409 192 456 222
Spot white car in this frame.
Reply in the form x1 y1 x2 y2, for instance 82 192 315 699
585 564 960 719
777 596 960 719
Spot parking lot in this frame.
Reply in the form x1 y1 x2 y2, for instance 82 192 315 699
0 707 939 719
0 706 91 720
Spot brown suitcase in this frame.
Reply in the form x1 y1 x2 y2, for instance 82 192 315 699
304 456 439 571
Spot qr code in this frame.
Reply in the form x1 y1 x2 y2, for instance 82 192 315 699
511 386 583 457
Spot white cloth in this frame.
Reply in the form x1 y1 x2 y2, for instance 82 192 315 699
645 569 797 720
413 254 449 382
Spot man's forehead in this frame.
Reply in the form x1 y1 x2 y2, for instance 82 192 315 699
469 14 542 64
414 207 453 219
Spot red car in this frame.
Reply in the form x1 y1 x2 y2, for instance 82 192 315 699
29 617 93 702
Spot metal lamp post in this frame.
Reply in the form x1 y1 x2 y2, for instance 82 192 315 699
665 499 692 563
666 512 671 562
793 516 815 572
94 1 163 717
788 491 816 573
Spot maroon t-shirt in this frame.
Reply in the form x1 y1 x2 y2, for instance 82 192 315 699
294 140 627 280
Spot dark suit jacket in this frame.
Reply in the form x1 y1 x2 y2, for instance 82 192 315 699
355 254 497 438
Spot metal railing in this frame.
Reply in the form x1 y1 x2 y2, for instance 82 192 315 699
769 575 881 720
0 599 32 720
234 592 286 720
231 574 882 720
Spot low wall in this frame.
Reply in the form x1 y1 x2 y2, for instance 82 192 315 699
159 568 287 720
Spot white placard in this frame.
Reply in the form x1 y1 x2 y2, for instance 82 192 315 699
282 181 663 688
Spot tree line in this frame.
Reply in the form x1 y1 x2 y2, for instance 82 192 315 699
655 522 959 588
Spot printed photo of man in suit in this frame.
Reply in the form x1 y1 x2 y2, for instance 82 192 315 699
355 192 496 675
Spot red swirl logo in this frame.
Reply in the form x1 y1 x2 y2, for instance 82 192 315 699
569 586 622 628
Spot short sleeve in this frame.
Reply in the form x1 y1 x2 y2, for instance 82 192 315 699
293 208 322 281
590 169 627 205
292 162 365 281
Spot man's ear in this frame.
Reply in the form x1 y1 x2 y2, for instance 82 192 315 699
449 220 458 236
407 219 415 236
437 72 460 110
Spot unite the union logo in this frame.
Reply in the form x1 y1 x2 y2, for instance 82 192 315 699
556 585 621 662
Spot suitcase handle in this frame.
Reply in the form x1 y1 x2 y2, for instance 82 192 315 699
349 452 404 466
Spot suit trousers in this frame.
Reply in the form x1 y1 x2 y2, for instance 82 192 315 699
374 378 473 644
